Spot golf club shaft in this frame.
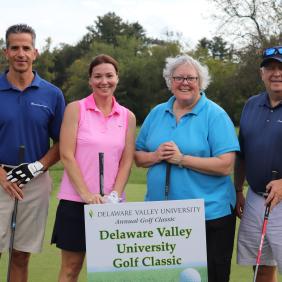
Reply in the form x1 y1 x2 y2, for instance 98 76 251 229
253 170 278 282
7 145 25 282
165 163 171 200
99 152 104 196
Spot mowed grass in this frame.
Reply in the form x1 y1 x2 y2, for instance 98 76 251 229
0 163 281 281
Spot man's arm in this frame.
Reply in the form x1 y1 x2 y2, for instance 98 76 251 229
234 155 246 218
6 142 60 185
39 141 60 170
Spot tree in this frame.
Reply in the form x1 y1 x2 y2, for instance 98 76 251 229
0 38 8 73
34 37 55 82
195 36 234 60
62 34 181 124
82 12 146 47
191 40 240 123
51 43 83 90
210 0 282 47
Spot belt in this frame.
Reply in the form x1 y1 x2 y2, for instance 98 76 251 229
1 164 14 173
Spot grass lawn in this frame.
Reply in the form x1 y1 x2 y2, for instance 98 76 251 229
0 163 281 281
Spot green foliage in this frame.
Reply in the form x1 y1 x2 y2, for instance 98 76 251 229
196 36 232 60
86 12 146 46
34 37 55 81
2 10 281 125
0 38 8 73
61 28 181 122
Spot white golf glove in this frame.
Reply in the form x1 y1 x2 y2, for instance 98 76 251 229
6 161 44 186
103 191 121 204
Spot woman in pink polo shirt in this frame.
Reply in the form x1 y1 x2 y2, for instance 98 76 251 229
51 54 136 281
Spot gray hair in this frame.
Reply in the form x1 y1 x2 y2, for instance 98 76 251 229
163 54 211 91
5 24 36 48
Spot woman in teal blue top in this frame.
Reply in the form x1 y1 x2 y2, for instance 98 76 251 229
135 54 239 282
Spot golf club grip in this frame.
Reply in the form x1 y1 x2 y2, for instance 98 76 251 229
99 152 104 196
165 163 171 200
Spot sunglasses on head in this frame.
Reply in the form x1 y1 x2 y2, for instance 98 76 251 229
263 46 282 58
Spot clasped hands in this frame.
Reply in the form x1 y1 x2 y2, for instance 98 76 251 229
83 191 121 204
155 141 183 166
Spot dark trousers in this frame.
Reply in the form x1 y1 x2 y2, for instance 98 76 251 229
205 208 236 282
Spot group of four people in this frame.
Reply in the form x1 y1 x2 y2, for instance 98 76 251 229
0 24 281 282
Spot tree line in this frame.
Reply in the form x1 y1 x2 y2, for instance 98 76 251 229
1 0 281 125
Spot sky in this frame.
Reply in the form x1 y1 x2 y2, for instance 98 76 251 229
0 0 218 52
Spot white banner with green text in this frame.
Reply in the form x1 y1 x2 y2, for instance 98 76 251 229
84 199 207 282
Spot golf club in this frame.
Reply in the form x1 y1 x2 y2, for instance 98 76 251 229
253 170 279 282
7 145 25 282
99 152 104 197
165 163 171 200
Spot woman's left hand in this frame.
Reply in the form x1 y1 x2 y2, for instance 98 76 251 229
166 141 183 165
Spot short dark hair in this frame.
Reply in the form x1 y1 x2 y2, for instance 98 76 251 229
5 24 36 48
88 54 119 77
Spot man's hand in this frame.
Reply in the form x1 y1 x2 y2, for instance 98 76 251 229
0 167 23 199
266 179 282 211
235 191 245 219
6 161 44 185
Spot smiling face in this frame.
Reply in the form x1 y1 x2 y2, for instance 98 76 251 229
171 63 201 107
261 61 282 98
5 32 37 74
89 63 119 98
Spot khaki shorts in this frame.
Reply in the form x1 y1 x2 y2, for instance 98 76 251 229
0 172 52 253
237 188 282 273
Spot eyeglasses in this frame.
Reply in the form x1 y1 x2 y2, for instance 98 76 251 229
263 46 282 58
172 76 198 83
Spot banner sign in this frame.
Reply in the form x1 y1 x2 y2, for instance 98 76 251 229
85 199 207 282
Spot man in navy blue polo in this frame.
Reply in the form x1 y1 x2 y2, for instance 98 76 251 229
0 24 65 281
235 46 282 281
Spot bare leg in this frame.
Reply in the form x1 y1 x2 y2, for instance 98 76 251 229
58 250 85 282
10 250 31 282
253 265 278 282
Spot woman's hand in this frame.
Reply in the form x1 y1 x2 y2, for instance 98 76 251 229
81 192 104 204
165 141 183 165
135 141 182 168
155 141 180 162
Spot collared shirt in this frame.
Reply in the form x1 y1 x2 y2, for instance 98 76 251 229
0 71 65 165
136 93 239 220
238 91 282 193
58 94 129 202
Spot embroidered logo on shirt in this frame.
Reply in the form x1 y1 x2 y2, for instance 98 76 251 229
30 102 49 108
277 120 282 123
